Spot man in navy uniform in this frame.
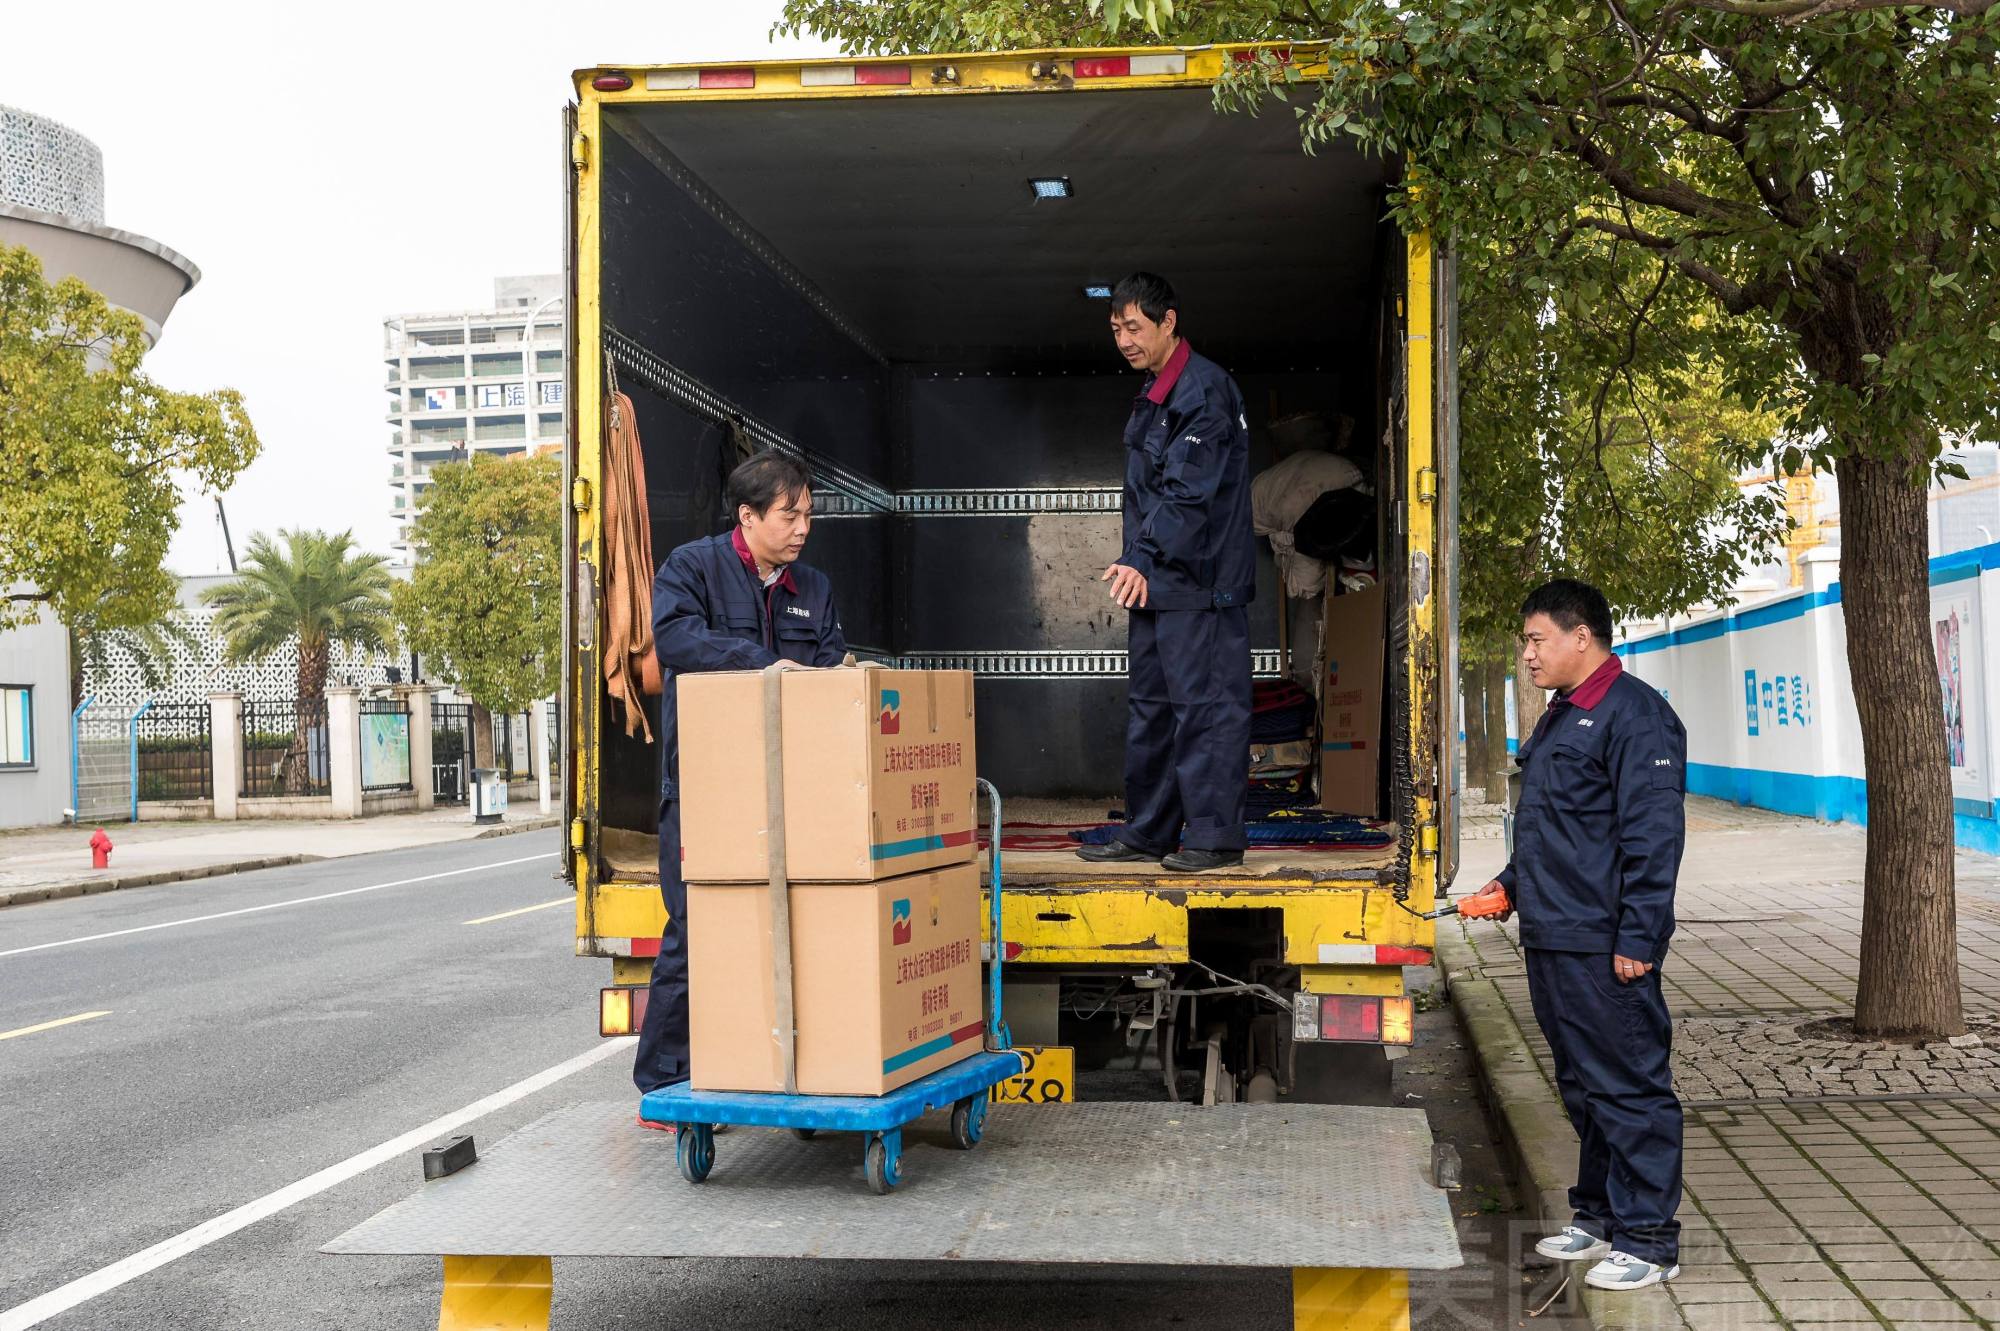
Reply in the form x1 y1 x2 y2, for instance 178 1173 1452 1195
1080 273 1256 872
1470 578 1687 1291
633 449 848 1094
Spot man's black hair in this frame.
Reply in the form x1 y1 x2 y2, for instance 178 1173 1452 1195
1110 272 1178 326
1520 578 1614 646
728 449 813 520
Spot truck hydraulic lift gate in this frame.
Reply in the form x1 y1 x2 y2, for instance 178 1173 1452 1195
326 1098 1460 1330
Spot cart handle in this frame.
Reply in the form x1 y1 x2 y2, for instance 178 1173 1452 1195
978 777 1013 1051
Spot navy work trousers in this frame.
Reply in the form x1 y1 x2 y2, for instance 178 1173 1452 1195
632 797 690 1093
1116 605 1250 854
1524 947 1683 1264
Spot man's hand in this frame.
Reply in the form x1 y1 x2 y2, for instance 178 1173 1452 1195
1472 879 1512 923
1613 954 1654 984
1102 563 1149 609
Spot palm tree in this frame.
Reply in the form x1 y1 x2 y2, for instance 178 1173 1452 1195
202 529 393 793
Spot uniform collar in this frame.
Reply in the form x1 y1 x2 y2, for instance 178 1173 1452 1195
731 527 797 594
1144 339 1192 405
1563 654 1622 711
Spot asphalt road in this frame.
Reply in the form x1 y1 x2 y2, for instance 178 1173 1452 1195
0 836 1571 1330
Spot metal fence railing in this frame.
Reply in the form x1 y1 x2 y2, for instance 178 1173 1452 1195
434 702 472 804
360 697 415 793
135 702 212 802
241 698 330 798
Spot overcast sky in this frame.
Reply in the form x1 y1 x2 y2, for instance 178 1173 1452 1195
1 1 836 574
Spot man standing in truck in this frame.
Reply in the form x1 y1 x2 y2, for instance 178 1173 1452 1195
1080 273 1256 872
633 449 849 1095
1472 578 1687 1291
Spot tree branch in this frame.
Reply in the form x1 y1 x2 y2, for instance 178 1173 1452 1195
1692 0 1993 19
1546 114 1756 225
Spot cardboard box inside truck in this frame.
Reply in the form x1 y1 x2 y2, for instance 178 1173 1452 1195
678 666 977 882
687 861 985 1095
1319 580 1386 818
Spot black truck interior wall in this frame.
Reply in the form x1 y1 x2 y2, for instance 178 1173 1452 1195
594 86 1405 838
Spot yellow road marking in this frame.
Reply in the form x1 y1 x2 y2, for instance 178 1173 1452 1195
464 898 571 926
0 1010 112 1041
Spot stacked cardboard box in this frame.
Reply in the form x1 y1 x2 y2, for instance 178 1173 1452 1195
678 666 983 1096
1319 579 1386 818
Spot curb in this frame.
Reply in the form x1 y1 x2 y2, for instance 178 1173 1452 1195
0 815 562 911
1438 924 1692 1331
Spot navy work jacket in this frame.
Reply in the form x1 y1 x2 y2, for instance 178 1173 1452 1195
1496 657 1687 963
651 532 847 799
1121 342 1258 612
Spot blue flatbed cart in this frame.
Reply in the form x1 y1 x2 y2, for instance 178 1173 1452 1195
640 777 1022 1194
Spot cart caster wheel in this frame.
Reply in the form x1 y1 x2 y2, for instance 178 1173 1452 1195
677 1124 714 1183
950 1094 987 1150
792 1128 818 1142
865 1136 901 1194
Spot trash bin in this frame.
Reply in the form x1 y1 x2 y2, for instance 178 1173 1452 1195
471 767 508 825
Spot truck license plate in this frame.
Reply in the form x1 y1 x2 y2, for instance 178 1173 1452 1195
991 1045 1073 1104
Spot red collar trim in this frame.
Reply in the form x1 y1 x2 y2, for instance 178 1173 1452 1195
731 528 797 594
1565 655 1623 711
1144 339 1192 405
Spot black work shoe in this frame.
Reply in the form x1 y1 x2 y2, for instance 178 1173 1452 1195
1076 840 1160 863
1162 848 1245 872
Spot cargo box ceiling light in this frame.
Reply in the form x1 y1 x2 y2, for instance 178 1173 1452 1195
1029 177 1074 201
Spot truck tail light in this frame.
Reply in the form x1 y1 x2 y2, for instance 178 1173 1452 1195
1320 995 1381 1042
591 72 633 92
1290 994 1416 1045
600 985 647 1037
1381 996 1415 1045
1375 946 1434 966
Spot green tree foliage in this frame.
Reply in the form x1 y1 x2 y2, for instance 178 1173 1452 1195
1458 244 1787 655
392 453 562 717
781 0 1998 1036
202 529 394 708
0 245 258 634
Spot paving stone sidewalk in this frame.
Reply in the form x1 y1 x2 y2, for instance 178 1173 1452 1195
0 804 560 906
1449 795 2000 1331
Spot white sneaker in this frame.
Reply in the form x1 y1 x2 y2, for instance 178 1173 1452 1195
1585 1251 1680 1290
1534 1226 1612 1262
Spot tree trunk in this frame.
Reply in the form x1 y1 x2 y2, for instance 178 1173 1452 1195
471 701 496 772
1838 449 1963 1040
291 635 331 798
1484 657 1510 790
1513 665 1548 751
1462 658 1492 798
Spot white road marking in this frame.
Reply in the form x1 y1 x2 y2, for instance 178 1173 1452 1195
0 1010 111 1041
0 853 555 960
0 1037 635 1331
464 897 572 926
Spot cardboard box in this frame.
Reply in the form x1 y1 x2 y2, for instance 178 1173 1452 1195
678 667 976 883
687 862 986 1095
1319 580 1385 818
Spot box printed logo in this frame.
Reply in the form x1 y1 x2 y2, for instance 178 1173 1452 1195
891 897 912 946
879 688 901 735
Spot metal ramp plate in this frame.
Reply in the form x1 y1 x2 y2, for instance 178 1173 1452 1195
325 1100 1461 1271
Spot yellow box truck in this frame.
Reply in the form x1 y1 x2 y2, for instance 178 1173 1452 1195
564 41 1463 1106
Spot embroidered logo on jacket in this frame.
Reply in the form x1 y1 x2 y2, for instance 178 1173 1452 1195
785 605 811 619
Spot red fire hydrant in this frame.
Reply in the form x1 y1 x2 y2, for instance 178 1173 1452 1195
89 828 112 870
